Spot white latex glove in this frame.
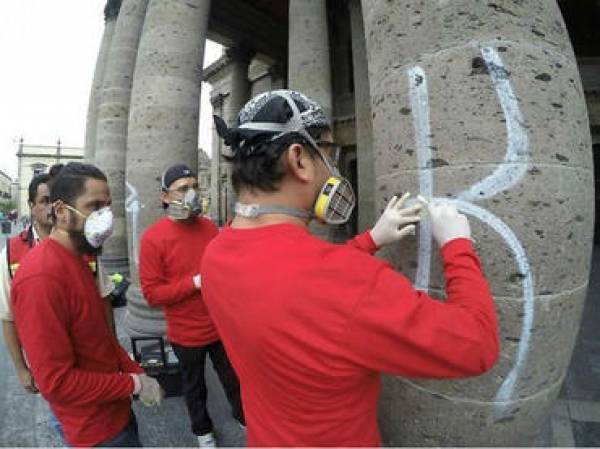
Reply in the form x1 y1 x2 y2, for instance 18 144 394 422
426 201 471 247
132 374 164 407
370 193 422 247
193 274 201 289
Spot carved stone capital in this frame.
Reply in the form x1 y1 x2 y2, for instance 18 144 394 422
225 43 256 65
211 93 227 109
104 0 122 21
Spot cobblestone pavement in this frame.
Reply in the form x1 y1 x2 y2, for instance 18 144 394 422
0 222 598 446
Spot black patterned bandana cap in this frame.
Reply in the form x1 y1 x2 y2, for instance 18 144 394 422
213 90 330 156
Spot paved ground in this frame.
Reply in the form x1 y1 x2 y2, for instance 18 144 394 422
0 221 598 447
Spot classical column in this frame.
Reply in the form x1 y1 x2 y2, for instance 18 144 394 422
349 0 375 232
361 0 594 445
289 0 335 239
209 93 225 224
220 44 254 221
84 1 119 162
288 0 333 121
94 0 148 279
125 0 211 336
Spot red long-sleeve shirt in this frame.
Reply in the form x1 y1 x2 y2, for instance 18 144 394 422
10 238 142 447
202 223 499 447
139 216 219 346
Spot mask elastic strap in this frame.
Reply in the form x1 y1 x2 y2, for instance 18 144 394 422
235 202 312 220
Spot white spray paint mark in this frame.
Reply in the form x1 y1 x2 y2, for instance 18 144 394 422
408 66 434 291
452 199 534 413
458 46 529 201
125 181 140 268
407 47 533 415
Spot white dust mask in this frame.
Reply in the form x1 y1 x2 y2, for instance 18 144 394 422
66 205 114 248
83 207 114 248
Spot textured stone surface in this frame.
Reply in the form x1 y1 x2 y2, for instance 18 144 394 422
288 0 332 121
95 0 148 274
380 166 594 294
379 375 562 447
85 19 116 162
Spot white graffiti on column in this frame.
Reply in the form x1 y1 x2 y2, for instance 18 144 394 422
407 46 533 415
125 181 140 268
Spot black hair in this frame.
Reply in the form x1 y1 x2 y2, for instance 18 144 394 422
49 162 108 221
226 126 327 194
28 174 51 204
48 163 64 178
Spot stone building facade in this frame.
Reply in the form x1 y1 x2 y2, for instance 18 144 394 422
15 139 83 218
0 170 12 201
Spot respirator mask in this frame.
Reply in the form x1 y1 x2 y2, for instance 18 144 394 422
65 204 114 249
310 141 355 225
167 189 202 220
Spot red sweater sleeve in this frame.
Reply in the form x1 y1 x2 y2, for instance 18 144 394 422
346 231 378 255
340 238 499 378
13 275 136 405
139 233 197 307
116 345 144 374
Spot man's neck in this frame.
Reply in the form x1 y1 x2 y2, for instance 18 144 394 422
49 228 80 256
168 215 197 225
33 222 52 241
232 180 318 229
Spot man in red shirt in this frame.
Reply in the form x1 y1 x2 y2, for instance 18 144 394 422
11 162 162 447
139 164 244 448
1 170 119 442
203 90 500 447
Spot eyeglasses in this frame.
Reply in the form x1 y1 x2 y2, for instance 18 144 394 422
315 140 341 167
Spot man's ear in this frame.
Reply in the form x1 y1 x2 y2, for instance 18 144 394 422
52 200 67 225
285 143 313 183
160 189 169 205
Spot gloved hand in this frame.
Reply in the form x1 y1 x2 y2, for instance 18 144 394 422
193 274 201 289
426 201 471 247
370 193 422 247
132 374 164 407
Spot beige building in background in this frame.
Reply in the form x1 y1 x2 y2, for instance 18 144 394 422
0 170 12 200
15 138 83 218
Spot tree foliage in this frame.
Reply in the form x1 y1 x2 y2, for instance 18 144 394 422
0 198 16 215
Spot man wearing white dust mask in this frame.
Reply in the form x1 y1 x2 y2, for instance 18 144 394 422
201 89 500 447
10 162 162 447
0 168 120 444
139 164 244 448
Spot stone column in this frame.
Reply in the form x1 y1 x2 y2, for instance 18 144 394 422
288 0 333 121
209 93 225 224
349 0 375 232
125 0 211 336
84 3 118 163
94 0 148 279
289 0 334 239
221 45 253 221
361 1 594 446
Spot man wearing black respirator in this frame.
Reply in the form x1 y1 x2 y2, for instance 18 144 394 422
139 164 244 448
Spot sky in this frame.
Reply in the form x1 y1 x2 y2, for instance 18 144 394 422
0 0 222 181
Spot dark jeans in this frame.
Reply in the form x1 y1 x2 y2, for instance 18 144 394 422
96 412 142 447
172 340 244 436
